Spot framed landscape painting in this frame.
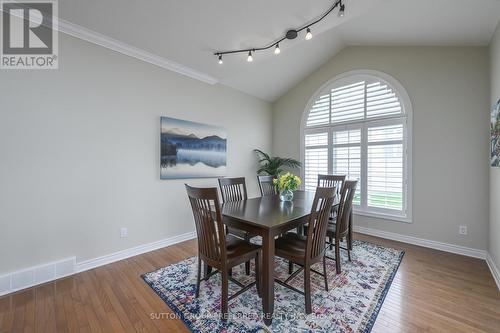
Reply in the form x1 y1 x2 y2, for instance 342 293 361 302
492 100 500 167
160 117 227 179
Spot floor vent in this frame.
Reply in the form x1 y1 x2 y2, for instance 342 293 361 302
0 257 76 297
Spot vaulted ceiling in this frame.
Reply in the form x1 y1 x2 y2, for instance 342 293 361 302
60 0 500 102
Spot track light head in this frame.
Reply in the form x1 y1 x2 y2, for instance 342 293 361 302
338 3 345 17
305 28 312 40
274 44 281 55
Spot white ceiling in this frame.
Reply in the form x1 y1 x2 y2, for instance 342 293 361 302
59 0 500 102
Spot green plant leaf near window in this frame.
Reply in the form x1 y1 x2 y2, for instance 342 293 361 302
253 149 301 177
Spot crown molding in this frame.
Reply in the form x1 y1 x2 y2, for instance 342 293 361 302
56 18 218 85
1 3 218 84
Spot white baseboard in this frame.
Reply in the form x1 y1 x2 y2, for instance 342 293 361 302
0 257 76 297
486 253 500 291
353 226 487 259
2 228 497 297
354 226 500 291
76 231 196 273
0 231 196 297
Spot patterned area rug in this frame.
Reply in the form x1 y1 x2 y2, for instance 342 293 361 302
142 240 404 333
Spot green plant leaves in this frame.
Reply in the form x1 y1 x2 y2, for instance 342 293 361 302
253 149 301 177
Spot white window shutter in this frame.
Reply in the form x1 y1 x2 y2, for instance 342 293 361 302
366 82 402 118
331 81 365 124
332 128 362 205
303 76 409 220
306 94 330 127
304 148 328 192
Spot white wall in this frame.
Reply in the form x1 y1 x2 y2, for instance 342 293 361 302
490 22 500 269
0 34 272 275
273 46 490 251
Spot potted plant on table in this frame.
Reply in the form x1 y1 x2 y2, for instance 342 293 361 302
274 172 301 202
253 149 302 201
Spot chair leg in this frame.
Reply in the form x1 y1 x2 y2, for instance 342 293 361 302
221 269 229 320
204 263 212 277
288 261 294 274
256 252 261 298
335 242 341 274
347 226 353 261
322 256 329 292
329 236 333 250
304 266 312 314
229 268 233 276
348 210 353 251
196 257 202 298
245 234 251 275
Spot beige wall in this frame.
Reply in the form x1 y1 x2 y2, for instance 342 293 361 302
273 46 490 250
0 34 272 274
490 22 500 269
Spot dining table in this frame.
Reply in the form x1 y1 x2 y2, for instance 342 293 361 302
218 190 351 325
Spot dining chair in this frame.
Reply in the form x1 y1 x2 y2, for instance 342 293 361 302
325 180 357 274
218 177 248 202
317 174 345 198
257 175 277 197
274 187 336 314
185 184 261 319
218 177 255 275
317 174 346 249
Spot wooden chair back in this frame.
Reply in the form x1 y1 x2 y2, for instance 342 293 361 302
218 177 248 203
336 180 358 237
185 185 226 268
305 187 336 261
257 175 277 197
317 174 346 199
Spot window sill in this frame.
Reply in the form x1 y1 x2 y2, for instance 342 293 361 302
353 209 412 223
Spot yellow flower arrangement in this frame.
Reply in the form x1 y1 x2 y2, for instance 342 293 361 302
273 172 301 192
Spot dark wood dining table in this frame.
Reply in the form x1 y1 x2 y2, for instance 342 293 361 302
219 190 349 325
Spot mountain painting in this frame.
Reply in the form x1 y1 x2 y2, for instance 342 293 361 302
160 117 227 179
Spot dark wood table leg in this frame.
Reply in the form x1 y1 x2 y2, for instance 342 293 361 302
261 231 275 326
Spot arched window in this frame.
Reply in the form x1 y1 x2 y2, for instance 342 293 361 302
301 70 412 222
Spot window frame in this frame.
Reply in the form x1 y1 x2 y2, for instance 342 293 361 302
300 70 413 223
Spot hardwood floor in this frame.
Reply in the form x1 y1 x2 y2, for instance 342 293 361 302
1 234 499 333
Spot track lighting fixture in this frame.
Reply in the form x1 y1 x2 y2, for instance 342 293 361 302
214 0 345 64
